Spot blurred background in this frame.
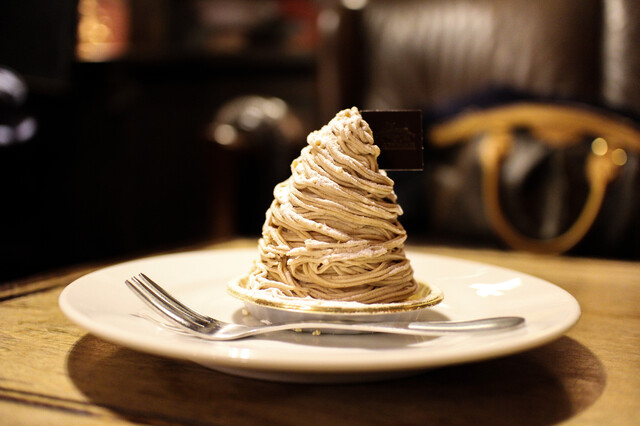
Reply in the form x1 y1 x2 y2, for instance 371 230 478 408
1 0 639 282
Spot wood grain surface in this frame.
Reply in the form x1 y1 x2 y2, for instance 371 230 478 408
1 240 639 425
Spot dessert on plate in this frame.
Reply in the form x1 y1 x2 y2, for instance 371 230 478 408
228 107 442 316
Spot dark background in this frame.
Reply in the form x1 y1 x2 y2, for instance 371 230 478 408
2 0 639 282
0 0 319 281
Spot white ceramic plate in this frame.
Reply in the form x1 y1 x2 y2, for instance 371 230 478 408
59 247 580 383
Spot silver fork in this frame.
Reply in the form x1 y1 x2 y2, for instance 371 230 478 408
125 273 525 341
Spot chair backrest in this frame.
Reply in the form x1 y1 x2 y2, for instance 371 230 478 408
317 0 640 121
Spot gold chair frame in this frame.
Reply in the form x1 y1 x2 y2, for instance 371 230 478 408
430 103 640 254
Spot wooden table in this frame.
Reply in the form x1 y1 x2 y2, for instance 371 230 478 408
1 239 639 425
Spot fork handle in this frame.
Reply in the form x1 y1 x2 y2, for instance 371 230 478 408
220 316 525 340
290 316 523 334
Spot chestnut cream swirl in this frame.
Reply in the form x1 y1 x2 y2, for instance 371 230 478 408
246 107 418 303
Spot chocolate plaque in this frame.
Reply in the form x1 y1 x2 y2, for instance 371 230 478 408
361 110 424 170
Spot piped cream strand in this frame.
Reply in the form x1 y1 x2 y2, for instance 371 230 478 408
247 107 418 303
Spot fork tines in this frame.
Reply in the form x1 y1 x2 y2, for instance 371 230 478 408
125 274 210 331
